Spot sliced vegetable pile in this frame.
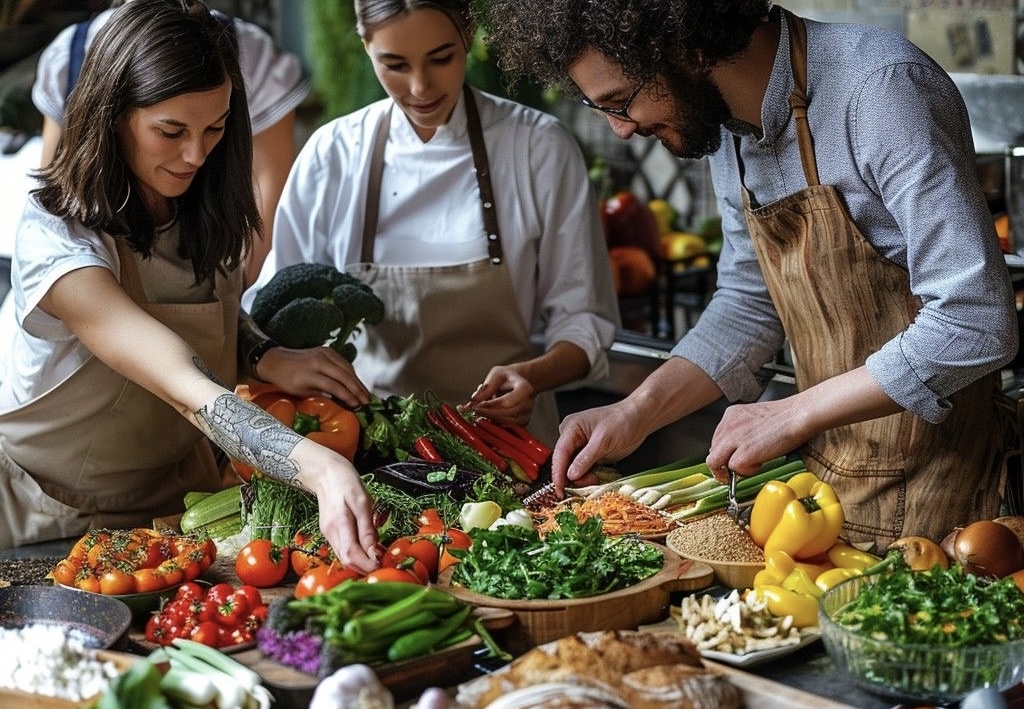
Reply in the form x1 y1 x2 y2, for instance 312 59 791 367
450 511 664 600
354 393 551 484
257 580 506 676
586 455 805 519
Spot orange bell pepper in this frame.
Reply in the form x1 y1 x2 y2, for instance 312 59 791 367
230 391 360 481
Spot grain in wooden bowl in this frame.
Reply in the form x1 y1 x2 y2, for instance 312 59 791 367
666 512 764 589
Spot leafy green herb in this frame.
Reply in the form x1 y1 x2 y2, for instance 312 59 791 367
451 511 663 600
834 561 1024 647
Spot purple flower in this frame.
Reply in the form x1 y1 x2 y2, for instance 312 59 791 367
257 626 322 675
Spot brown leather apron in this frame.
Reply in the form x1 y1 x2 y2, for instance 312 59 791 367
0 237 240 547
741 10 1007 550
350 86 559 444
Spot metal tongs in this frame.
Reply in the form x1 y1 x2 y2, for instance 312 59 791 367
726 467 740 522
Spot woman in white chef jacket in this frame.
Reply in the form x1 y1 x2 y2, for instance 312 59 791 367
244 0 619 444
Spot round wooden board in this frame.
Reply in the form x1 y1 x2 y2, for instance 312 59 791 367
671 558 715 591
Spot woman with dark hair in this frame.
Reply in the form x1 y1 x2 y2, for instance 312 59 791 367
32 0 310 286
243 0 619 444
0 0 379 571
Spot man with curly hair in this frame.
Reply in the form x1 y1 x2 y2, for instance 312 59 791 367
482 0 1020 550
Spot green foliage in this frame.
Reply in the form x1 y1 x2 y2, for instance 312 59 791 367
303 6 553 122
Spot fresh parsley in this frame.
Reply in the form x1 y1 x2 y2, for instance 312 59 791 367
450 511 663 600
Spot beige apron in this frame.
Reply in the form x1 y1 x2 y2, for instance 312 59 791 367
350 86 559 444
741 10 1009 551
0 237 241 547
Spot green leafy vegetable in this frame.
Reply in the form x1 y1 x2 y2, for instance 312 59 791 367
451 511 663 600
834 561 1024 647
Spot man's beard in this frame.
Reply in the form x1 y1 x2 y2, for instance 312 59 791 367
655 68 732 159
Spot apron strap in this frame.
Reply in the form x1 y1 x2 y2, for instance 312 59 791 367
360 85 504 265
784 9 820 188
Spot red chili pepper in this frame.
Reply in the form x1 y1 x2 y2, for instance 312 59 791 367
475 418 549 466
503 421 553 461
438 404 508 472
413 435 443 463
472 424 540 483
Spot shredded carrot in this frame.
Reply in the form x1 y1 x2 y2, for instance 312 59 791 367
533 492 679 537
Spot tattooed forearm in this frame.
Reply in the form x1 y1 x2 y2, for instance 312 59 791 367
193 355 227 388
195 394 302 482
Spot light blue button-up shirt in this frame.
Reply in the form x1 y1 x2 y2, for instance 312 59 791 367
675 9 1017 424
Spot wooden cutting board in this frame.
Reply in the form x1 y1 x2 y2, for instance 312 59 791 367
704 660 860 709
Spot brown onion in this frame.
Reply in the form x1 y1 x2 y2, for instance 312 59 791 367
953 519 1024 579
940 527 960 560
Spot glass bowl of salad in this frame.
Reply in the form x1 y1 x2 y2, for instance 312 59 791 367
819 568 1024 704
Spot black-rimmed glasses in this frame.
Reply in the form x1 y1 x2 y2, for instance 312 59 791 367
580 82 645 123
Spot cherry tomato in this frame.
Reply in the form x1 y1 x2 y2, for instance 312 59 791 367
175 581 206 603
235 539 289 588
144 615 167 645
235 585 263 610
52 558 81 587
290 548 326 576
416 508 445 534
99 568 135 595
364 566 422 585
190 620 224 648
382 535 440 581
133 567 169 594
294 563 361 599
205 582 236 606
215 590 251 628
76 574 101 593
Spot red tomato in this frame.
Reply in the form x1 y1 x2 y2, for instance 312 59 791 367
52 558 81 587
133 567 169 594
227 626 254 647
294 563 361 599
205 583 236 606
290 548 326 576
99 568 136 595
76 574 101 593
416 508 445 533
154 561 184 588
235 585 263 610
364 566 423 585
175 582 206 603
382 535 440 581
144 615 167 645
190 621 224 648
214 591 251 628
235 539 289 588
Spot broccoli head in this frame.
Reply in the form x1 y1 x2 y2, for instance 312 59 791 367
250 263 385 361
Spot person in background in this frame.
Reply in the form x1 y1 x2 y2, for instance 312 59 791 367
481 0 1020 550
243 0 619 444
31 0 310 286
0 0 379 571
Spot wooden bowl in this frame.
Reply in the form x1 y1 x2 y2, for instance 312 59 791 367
437 542 713 654
665 525 764 590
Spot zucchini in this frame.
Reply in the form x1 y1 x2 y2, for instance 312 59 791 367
180 485 242 533
200 514 244 540
183 490 213 509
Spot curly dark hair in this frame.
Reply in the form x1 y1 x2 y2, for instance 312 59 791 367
479 0 771 94
33 0 259 284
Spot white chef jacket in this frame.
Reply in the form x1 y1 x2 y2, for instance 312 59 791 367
245 88 619 382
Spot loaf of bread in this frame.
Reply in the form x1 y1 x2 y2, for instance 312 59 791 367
455 630 741 709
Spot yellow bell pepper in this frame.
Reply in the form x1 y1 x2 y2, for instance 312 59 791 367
753 549 833 589
781 567 823 598
826 542 882 570
749 472 845 560
754 586 820 628
814 566 864 593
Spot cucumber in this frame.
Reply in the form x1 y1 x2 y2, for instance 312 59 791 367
180 485 242 533
199 514 244 540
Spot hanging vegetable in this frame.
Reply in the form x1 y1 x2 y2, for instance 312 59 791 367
748 472 844 560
